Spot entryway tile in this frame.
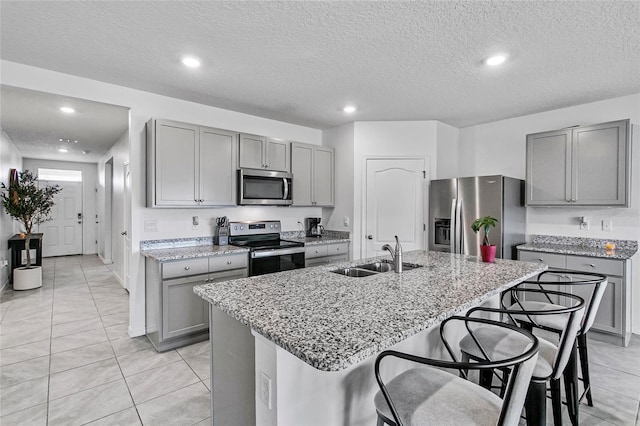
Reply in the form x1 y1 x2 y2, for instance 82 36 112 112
0 339 50 366
136 381 210 426
0 402 48 426
0 376 49 416
125 360 199 404
49 358 123 400
0 355 50 389
110 335 152 357
47 379 133 425
117 347 181 377
50 341 115 374
51 316 103 338
50 328 108 353
84 406 142 425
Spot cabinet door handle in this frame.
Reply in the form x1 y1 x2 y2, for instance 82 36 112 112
538 258 543 261
227 261 232 265
589 263 595 268
184 266 190 270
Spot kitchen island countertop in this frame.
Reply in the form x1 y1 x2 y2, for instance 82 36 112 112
194 250 545 371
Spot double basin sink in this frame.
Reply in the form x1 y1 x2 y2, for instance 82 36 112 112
331 259 422 278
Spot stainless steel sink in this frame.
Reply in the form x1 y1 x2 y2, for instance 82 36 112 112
330 261 423 278
331 268 379 277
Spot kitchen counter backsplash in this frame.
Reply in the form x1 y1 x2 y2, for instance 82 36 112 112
530 235 638 251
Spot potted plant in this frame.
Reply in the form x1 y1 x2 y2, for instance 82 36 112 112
1 170 60 290
471 216 498 263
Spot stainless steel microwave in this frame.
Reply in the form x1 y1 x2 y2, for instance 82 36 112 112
238 168 293 205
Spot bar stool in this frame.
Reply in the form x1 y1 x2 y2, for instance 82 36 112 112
374 316 539 426
513 270 607 416
460 288 585 426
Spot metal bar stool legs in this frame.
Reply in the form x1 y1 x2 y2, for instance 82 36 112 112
577 333 593 406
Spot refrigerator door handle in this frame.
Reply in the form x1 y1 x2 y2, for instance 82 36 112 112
450 199 457 253
456 199 463 254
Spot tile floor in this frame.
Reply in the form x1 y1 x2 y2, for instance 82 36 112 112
1 254 639 425
0 255 210 425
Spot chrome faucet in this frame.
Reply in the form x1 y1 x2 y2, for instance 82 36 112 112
381 235 403 273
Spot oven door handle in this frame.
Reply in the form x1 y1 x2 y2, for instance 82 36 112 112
283 178 289 200
252 247 305 259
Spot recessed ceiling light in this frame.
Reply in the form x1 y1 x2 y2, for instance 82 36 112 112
343 105 357 113
58 148 68 153
485 54 507 66
181 56 201 68
60 106 75 113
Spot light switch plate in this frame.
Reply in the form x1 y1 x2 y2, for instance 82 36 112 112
259 372 272 409
602 220 613 232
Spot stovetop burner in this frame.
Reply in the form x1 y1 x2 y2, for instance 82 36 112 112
228 220 304 252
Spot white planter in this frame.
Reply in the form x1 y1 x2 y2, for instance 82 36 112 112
13 266 42 290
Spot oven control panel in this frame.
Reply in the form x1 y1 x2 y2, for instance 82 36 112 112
229 220 281 236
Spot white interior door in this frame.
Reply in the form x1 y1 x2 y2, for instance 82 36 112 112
123 162 131 290
364 158 426 259
40 180 83 257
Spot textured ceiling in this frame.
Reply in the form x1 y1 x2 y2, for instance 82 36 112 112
1 1 639 132
0 86 129 162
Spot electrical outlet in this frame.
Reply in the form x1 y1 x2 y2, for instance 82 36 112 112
580 221 589 230
259 372 271 409
344 216 350 227
602 220 613 232
192 216 199 230
144 220 158 232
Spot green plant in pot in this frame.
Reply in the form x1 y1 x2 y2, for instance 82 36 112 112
471 216 499 263
1 170 60 290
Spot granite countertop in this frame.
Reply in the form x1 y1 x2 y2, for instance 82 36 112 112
141 244 249 262
517 235 638 260
194 250 545 372
283 236 350 246
280 230 350 246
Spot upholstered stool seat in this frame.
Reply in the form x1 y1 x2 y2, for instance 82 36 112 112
374 367 502 426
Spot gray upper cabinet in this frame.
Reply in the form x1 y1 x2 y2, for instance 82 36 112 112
526 119 630 206
147 119 237 207
291 142 335 206
239 133 290 172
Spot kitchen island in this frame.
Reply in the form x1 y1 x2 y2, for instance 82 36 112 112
194 250 546 425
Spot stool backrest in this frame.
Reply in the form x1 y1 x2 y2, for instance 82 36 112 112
375 316 539 426
526 269 607 335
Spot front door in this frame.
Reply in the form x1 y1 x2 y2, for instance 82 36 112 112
364 158 426 259
40 180 83 257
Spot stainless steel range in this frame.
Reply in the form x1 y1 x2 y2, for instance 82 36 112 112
229 221 305 276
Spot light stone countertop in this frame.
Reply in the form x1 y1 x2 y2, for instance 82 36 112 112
282 236 350 246
517 235 637 260
141 244 249 262
193 250 546 372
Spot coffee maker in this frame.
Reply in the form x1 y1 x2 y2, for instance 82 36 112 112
305 217 324 238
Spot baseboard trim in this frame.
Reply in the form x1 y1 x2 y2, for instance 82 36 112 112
128 326 145 338
97 254 113 265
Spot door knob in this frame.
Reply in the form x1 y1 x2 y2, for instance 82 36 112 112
121 231 127 236
367 235 373 240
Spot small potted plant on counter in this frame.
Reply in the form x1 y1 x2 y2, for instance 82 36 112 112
471 216 498 263
1 170 60 290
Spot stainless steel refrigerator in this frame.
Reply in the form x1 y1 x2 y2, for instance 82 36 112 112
428 175 525 259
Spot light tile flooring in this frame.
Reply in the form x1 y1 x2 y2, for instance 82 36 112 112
1 255 639 425
0 255 210 425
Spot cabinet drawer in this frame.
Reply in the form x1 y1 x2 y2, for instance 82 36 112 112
518 251 566 269
162 258 209 279
305 245 328 259
326 243 348 257
209 253 248 273
565 256 623 276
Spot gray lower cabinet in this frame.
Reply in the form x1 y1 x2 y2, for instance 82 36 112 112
305 242 349 267
525 119 630 206
518 250 631 346
146 253 248 351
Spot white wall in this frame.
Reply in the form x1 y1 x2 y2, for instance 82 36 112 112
457 93 640 333
351 121 439 259
97 129 129 283
435 121 461 179
322 123 354 235
22 158 98 255
1 60 323 337
0 129 23 289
